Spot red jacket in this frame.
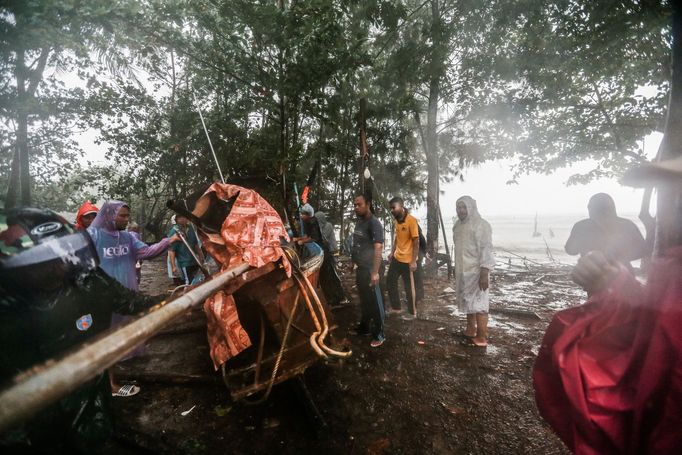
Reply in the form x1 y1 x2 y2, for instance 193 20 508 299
75 201 99 230
534 247 682 454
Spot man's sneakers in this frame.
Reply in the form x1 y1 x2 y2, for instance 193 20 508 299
370 335 385 348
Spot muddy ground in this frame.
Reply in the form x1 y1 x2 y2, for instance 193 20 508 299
108 255 581 454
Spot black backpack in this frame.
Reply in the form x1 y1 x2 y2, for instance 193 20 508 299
417 224 427 256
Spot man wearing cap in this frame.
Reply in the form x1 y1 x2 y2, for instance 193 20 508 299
294 203 347 307
534 155 682 453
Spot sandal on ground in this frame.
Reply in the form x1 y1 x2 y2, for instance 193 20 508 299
112 384 140 397
458 337 487 348
457 331 475 339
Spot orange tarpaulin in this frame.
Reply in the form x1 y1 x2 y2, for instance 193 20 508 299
198 183 291 369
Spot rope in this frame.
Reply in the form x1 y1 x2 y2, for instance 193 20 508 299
298 272 352 358
169 284 191 299
253 310 266 385
281 245 302 270
243 291 300 405
292 273 327 358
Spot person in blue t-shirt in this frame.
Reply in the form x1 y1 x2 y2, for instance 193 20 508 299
168 214 204 285
351 194 386 348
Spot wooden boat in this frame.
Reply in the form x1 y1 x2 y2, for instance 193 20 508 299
221 251 338 401
114 186 348 403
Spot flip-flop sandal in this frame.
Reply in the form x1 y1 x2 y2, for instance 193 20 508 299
458 337 487 348
112 384 140 397
457 332 475 339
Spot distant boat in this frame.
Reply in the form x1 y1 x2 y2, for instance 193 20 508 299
532 213 542 237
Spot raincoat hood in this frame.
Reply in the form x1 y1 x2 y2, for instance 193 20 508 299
314 211 328 226
455 195 481 226
90 200 127 232
75 201 99 230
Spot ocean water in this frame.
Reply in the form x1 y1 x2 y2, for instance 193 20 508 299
438 213 646 266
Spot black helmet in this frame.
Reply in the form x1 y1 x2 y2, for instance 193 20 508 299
0 207 98 295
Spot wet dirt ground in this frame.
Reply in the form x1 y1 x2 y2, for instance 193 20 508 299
109 256 578 454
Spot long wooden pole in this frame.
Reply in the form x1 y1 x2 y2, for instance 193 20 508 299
409 270 417 317
0 263 250 433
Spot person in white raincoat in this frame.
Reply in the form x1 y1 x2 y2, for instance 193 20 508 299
453 196 495 347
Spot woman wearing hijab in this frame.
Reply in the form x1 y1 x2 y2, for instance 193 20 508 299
453 196 495 347
75 201 99 230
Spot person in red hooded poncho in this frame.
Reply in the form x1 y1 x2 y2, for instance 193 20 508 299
533 155 682 454
75 201 99 230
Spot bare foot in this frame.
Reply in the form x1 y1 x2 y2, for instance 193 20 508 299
472 337 488 347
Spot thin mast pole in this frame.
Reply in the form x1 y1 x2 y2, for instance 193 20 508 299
193 92 225 183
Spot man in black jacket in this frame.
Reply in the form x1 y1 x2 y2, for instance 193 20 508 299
0 207 161 454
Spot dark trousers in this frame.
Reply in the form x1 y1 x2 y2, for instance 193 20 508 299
355 266 385 339
320 251 346 305
387 260 417 314
181 265 199 285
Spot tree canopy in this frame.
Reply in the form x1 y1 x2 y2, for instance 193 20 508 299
0 0 676 244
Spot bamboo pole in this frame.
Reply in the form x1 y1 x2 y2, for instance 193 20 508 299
0 263 250 433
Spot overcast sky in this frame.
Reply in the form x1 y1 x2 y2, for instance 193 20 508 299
75 112 661 219
428 132 662 219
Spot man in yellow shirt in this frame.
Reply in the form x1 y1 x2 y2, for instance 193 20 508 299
387 196 420 318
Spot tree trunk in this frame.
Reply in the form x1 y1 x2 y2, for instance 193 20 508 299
314 121 323 209
655 3 682 254
424 0 442 267
5 146 20 208
15 47 31 206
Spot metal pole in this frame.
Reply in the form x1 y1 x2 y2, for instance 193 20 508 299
176 230 209 278
193 92 225 183
0 263 250 433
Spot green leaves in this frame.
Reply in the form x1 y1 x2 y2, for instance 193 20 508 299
2 0 674 221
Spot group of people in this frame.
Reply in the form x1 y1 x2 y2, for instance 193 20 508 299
2 151 680 453
343 188 653 351
0 194 227 452
344 193 495 348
